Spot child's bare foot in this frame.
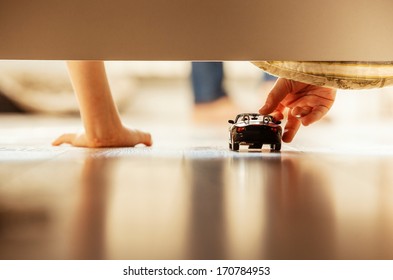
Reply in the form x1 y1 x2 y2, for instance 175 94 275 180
52 126 152 148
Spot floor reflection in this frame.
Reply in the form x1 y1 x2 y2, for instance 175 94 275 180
71 155 111 259
185 157 226 259
177 151 335 259
260 156 336 259
1 148 393 259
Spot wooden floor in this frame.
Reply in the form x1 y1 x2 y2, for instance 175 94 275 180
1 80 393 260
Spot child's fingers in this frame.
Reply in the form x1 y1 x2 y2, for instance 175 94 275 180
259 78 292 114
288 94 334 110
282 112 301 143
291 106 312 118
267 102 286 121
269 111 285 121
298 105 330 126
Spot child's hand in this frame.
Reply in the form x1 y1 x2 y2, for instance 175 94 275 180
52 125 152 148
259 78 336 143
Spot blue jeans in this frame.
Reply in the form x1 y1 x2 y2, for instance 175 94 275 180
191 62 277 104
191 62 226 104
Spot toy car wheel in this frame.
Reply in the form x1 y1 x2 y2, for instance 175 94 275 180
233 142 239 151
272 143 281 151
229 143 232 150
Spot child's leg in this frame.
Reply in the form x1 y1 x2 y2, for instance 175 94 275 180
52 61 152 148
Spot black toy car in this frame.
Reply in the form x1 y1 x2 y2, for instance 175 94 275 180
228 113 282 151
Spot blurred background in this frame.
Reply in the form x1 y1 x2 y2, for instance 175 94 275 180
1 60 393 125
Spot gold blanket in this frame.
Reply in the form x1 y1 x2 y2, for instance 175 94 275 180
252 61 393 90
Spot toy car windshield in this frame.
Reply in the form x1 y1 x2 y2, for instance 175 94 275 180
232 113 280 125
